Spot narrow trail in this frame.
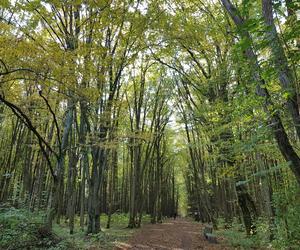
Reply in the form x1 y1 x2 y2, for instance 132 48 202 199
114 218 231 250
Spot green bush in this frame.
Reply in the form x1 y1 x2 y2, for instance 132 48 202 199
0 210 147 250
273 184 300 249
218 218 271 249
0 207 62 250
217 184 300 249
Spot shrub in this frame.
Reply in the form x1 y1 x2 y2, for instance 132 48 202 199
0 207 62 249
273 185 300 249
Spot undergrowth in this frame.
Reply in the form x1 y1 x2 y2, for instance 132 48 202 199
216 185 300 249
0 207 149 250
0 207 74 250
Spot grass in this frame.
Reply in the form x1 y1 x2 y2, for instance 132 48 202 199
52 213 144 249
215 218 274 249
0 207 65 250
0 207 151 250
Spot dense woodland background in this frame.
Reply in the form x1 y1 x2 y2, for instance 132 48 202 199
0 0 299 249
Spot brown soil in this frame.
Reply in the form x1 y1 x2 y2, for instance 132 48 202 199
114 218 232 250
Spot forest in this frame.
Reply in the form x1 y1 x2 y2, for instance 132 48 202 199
0 0 299 249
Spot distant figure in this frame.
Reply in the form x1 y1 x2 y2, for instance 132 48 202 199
173 212 177 220
194 212 200 222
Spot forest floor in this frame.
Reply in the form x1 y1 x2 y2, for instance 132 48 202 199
113 218 231 250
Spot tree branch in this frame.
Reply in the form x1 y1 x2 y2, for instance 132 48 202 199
38 90 62 153
0 94 59 180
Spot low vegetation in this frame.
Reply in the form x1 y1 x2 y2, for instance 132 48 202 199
0 208 144 250
0 207 64 250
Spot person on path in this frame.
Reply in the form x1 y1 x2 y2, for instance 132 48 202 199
173 212 177 220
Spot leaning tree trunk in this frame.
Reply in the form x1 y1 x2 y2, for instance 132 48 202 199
221 0 300 186
261 0 300 140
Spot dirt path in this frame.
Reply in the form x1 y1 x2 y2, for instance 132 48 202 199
114 218 232 250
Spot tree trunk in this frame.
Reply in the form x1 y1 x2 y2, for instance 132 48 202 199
221 0 300 186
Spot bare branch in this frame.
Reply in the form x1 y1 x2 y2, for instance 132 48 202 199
38 89 62 152
0 94 59 180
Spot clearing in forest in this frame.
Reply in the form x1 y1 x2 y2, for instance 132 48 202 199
114 218 230 250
